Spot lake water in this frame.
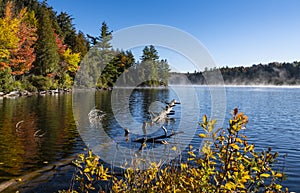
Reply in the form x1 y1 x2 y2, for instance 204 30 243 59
0 86 299 192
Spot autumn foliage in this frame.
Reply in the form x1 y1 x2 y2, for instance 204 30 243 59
10 8 37 75
0 1 84 92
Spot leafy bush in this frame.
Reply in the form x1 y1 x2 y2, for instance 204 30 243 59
29 75 53 91
23 80 38 92
60 109 288 193
0 68 14 93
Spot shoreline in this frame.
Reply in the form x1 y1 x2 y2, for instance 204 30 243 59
0 89 72 99
2 84 300 99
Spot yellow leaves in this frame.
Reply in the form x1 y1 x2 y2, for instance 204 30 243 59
62 48 80 72
240 134 248 139
202 114 207 124
229 109 249 134
97 164 111 181
235 137 243 144
260 173 270 178
252 167 260 172
230 143 240 150
245 144 254 152
235 112 244 120
225 181 236 190
199 133 207 138
181 163 188 170
74 110 287 193
275 184 283 190
83 167 90 173
0 15 19 58
188 150 196 157
0 2 37 73
275 172 283 178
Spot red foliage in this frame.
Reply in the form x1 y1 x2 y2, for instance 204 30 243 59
54 32 67 55
10 21 37 75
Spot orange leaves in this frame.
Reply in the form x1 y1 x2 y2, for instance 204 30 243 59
10 20 37 75
0 2 37 75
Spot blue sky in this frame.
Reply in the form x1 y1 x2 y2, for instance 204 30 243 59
47 0 300 71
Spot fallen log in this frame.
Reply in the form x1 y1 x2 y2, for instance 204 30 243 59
133 131 184 143
0 155 76 192
150 99 178 124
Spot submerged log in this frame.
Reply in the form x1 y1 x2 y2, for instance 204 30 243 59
124 99 181 146
133 131 184 143
0 155 76 192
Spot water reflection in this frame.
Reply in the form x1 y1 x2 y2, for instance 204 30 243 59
74 88 184 169
1 86 299 191
0 94 81 182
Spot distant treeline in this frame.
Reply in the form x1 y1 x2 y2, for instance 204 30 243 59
171 62 300 85
0 0 170 93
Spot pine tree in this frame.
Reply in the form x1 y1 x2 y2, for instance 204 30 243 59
158 59 170 86
141 45 159 62
57 11 77 50
141 45 160 86
74 31 89 57
99 21 112 50
34 3 59 77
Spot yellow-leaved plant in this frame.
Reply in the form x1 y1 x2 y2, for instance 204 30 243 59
196 108 287 192
59 109 288 193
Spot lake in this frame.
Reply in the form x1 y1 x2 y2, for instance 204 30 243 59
0 86 299 192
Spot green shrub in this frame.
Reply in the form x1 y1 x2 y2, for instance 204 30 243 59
23 81 38 92
29 75 53 91
60 109 288 193
0 68 14 93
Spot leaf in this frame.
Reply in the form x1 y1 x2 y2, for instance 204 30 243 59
230 143 239 150
202 115 207 124
260 173 270 178
188 151 196 157
171 146 177 151
88 149 93 158
235 112 244 120
199 133 207 138
235 137 243 144
252 167 260 172
240 134 248 139
211 119 217 125
275 184 282 190
84 168 91 173
275 173 283 178
225 181 235 190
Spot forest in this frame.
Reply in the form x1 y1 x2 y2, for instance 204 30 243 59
0 0 170 93
170 61 300 85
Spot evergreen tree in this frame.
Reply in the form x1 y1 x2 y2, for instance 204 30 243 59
57 11 77 50
158 59 170 86
87 21 112 49
33 3 59 76
99 21 112 50
141 45 159 62
140 45 161 86
74 31 89 57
